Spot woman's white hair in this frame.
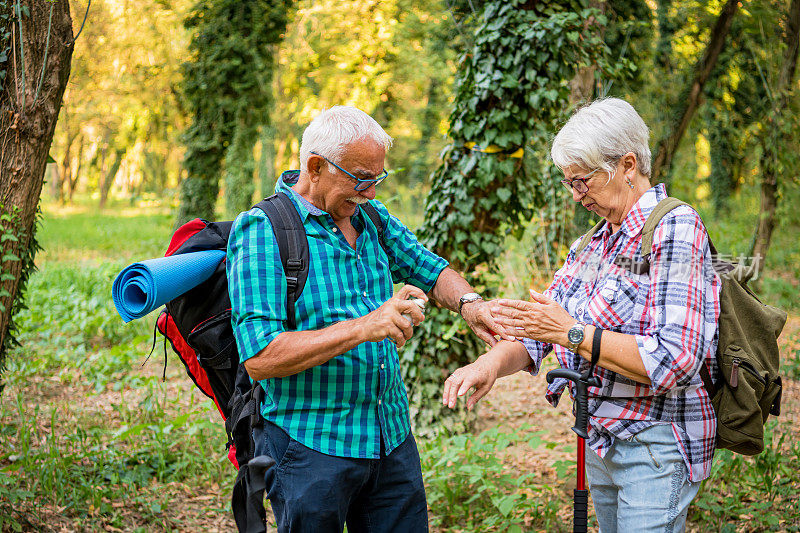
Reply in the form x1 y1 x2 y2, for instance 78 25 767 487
299 106 393 171
551 97 652 177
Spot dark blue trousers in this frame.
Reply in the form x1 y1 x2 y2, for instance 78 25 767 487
253 420 428 533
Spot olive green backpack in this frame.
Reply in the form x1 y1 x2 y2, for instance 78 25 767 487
578 197 787 455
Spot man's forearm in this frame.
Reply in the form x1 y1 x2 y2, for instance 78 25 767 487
244 319 367 380
430 267 473 312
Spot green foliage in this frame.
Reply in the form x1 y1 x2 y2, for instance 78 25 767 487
50 0 187 206
420 425 569 532
176 0 293 224
691 422 800 531
601 0 653 93
0 0 12 94
1 380 228 530
1 207 231 530
402 0 618 434
782 334 800 380
702 4 774 213
0 204 40 394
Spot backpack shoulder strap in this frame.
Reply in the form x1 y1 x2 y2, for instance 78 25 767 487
254 193 309 331
360 202 389 256
640 197 720 393
640 197 689 260
576 219 606 256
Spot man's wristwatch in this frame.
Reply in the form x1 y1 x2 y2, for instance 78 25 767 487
566 322 586 352
458 292 483 315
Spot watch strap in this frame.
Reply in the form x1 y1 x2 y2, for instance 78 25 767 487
590 327 602 372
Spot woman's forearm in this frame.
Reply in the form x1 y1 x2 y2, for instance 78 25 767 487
481 340 532 378
574 325 650 384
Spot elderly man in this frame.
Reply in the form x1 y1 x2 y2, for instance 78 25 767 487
227 106 508 532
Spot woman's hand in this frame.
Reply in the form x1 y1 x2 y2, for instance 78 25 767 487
460 299 517 346
491 290 575 347
442 357 498 411
442 341 532 410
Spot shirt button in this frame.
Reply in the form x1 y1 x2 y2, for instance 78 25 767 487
378 399 382 406
363 291 367 297
577 307 584 315
332 227 338 233
380 363 385 369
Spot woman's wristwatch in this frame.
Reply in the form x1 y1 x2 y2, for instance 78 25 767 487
566 322 587 352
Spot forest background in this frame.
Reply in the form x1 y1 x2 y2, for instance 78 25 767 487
1 0 800 531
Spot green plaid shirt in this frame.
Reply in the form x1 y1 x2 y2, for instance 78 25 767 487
228 171 448 458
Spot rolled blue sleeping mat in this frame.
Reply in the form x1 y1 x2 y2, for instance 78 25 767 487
112 250 226 322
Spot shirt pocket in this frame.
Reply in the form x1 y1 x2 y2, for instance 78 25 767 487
587 272 641 330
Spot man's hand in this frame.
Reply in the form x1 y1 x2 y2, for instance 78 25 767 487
357 284 428 348
460 299 517 347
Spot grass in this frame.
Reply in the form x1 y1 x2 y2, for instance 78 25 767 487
1 193 798 531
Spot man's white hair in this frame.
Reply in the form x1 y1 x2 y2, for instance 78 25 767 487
551 97 652 177
299 106 393 171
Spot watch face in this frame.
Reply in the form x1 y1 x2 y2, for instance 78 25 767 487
568 327 583 344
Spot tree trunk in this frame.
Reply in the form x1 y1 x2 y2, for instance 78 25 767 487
0 0 73 377
58 128 78 204
224 116 258 217
749 0 800 274
98 147 125 209
257 126 276 200
67 133 84 202
650 0 738 183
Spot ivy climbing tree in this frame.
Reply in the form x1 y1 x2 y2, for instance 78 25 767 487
175 0 293 226
401 0 613 434
0 0 73 390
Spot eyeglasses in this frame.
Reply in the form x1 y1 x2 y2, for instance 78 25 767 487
310 151 388 191
560 168 603 194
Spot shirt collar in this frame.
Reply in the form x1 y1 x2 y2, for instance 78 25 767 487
274 170 323 220
618 183 668 237
273 170 368 227
585 182 667 243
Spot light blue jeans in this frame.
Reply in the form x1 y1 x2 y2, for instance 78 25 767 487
585 424 700 533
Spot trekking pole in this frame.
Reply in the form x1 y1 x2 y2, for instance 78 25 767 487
546 328 602 533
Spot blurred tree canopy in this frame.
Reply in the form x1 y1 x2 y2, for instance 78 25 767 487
51 0 188 208
43 0 800 290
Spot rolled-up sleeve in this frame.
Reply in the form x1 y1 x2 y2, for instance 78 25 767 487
634 208 719 395
227 209 287 363
522 338 552 375
371 201 448 292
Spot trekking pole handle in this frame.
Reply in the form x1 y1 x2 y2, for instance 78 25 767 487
546 368 601 440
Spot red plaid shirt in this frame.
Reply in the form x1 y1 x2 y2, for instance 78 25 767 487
523 184 721 481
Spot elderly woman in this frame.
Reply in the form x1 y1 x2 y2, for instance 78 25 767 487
442 98 721 532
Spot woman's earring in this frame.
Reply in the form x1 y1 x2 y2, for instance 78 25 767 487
626 177 634 189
